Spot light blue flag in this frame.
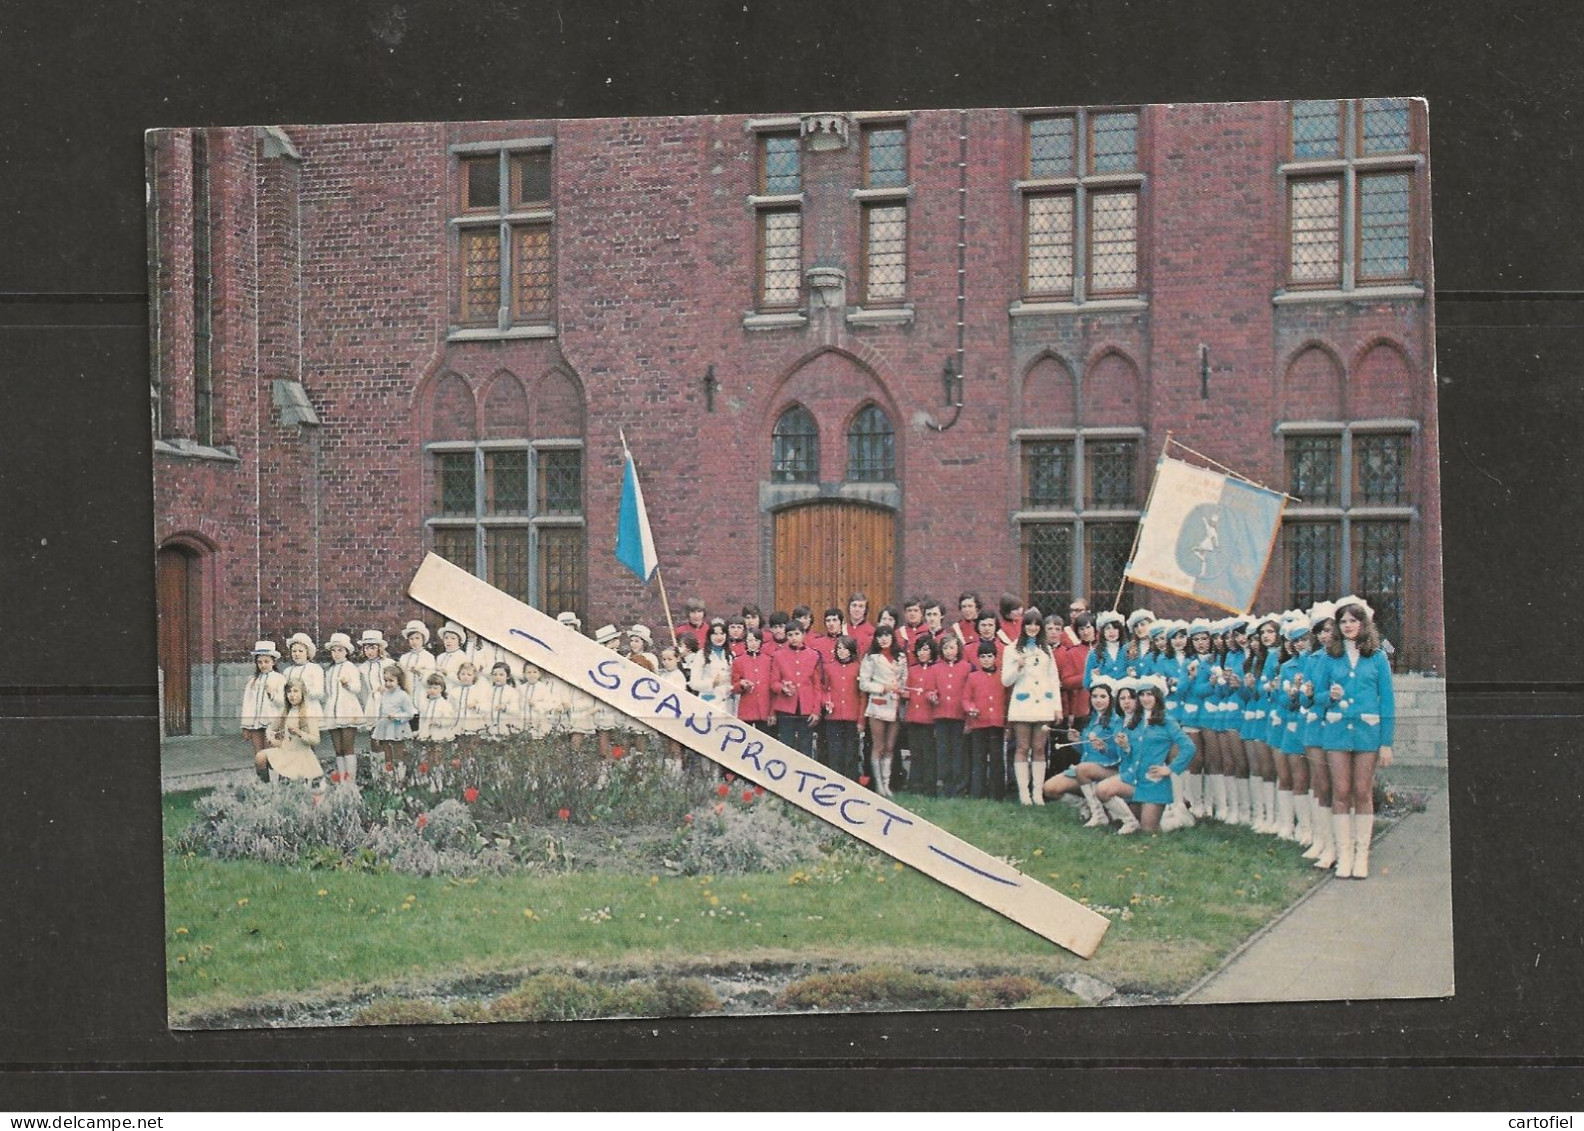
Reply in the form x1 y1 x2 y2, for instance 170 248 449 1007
615 434 659 583
1126 456 1286 614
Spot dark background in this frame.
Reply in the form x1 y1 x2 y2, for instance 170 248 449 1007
2 0 1580 1110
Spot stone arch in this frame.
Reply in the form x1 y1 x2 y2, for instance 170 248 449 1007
1019 352 1078 427
479 370 531 439
1280 342 1346 420
1081 347 1144 426
532 366 586 437
1349 339 1417 419
426 372 476 441
764 347 899 482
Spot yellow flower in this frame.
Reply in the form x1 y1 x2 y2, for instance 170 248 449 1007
893 862 904 871
236 898 249 907
317 889 328 897
523 908 537 920
649 875 659 884
708 895 720 906
1033 848 1044 857
174 927 189 936
876 875 886 883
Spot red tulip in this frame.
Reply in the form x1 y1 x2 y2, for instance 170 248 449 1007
416 813 428 829
742 789 755 803
683 813 695 824
417 762 430 775
383 762 394 773
463 787 479 803
450 758 462 769
859 775 871 787
557 807 571 821
611 746 625 760
725 772 735 782
715 783 730 797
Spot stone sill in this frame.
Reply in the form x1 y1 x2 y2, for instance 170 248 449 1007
1273 285 1425 305
1010 298 1148 316
446 325 558 342
742 311 808 331
846 305 914 326
155 439 241 463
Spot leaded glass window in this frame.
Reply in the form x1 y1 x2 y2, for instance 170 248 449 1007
1027 115 1076 178
485 449 529 515
1354 433 1410 505
1286 435 1341 506
1353 521 1407 651
1086 440 1137 508
761 133 801 194
1286 523 1340 611
1088 191 1138 294
1089 111 1138 174
1360 97 1412 155
1022 440 1073 509
1025 193 1075 298
1086 522 1137 615
864 126 907 188
1289 177 1343 286
1291 100 1342 160
758 208 801 308
1024 524 1073 616
846 404 895 483
436 452 477 516
1357 172 1412 282
772 405 819 484
863 203 907 303
455 146 555 328
537 448 583 515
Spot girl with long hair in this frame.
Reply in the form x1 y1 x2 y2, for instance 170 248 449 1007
1318 597 1395 879
1001 607 1061 806
859 624 908 797
267 677 324 782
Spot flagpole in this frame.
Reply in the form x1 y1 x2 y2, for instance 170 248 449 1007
619 426 677 643
1113 430 1174 613
1166 435 1301 503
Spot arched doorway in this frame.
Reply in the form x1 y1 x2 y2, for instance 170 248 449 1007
156 543 201 736
773 501 897 617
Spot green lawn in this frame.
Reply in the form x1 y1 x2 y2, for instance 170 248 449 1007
163 785 1333 1022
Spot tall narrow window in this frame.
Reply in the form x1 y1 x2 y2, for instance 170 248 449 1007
859 122 910 306
191 130 214 445
428 438 586 622
1019 108 1143 304
1284 98 1421 292
753 132 803 311
846 404 895 483
1017 429 1142 614
772 405 820 484
1281 423 1415 665
452 144 555 331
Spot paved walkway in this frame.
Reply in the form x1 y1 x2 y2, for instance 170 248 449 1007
1181 779 1454 1004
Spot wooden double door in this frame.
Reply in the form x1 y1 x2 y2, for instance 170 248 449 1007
157 544 200 736
773 502 896 619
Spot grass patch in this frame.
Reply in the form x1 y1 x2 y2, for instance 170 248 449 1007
164 789 1326 1021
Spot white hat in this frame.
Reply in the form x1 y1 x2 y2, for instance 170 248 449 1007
628 624 653 645
1127 608 1155 629
439 621 468 642
1333 594 1376 620
1095 610 1125 630
358 630 388 649
594 624 620 645
1282 618 1312 641
251 640 281 659
402 619 431 644
556 611 582 629
1188 618 1213 636
326 632 355 652
1089 675 1117 694
285 632 317 656
1308 601 1337 626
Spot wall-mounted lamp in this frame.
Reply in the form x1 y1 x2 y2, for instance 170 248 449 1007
703 364 717 412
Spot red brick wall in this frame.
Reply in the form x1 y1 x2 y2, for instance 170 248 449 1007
151 102 1444 673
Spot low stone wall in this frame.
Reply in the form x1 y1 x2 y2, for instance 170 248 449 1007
1392 673 1448 766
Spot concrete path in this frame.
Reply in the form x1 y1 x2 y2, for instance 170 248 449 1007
1180 781 1454 1004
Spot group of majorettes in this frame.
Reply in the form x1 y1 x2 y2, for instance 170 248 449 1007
1042 596 1395 880
238 591 1395 879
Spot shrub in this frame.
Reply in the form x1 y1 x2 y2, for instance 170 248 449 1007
350 998 452 1026
487 973 723 1022
177 779 365 864
674 794 831 875
775 967 969 1011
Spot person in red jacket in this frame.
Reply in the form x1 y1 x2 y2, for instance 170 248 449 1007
674 597 709 650
731 628 775 734
761 611 789 657
820 634 863 779
770 622 824 756
930 632 973 798
1052 611 1094 771
904 634 939 796
952 591 982 651
810 608 844 664
963 641 1009 800
844 591 875 656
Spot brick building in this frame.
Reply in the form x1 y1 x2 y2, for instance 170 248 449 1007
150 99 1442 737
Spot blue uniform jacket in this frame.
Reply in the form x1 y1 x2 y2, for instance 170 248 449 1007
1119 716 1196 805
1084 643 1130 688
1317 646 1395 751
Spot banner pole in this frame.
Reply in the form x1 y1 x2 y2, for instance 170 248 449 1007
1113 430 1173 612
656 567 678 648
1166 435 1301 503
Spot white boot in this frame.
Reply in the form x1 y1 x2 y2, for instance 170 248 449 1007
1014 761 1033 806
1351 812 1375 879
877 757 893 798
1296 793 1317 852
1312 805 1336 869
1170 774 1195 827
1081 783 1110 827
1260 780 1279 834
1249 778 1266 831
1031 761 1047 805
1232 777 1250 826
1184 771 1202 815
1105 796 1140 835
1275 789 1296 841
1332 811 1354 877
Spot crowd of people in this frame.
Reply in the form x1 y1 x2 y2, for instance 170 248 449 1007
239 588 1396 880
